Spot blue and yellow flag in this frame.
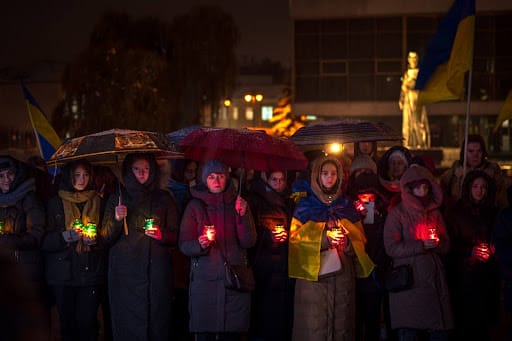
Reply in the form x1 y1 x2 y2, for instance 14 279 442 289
21 81 61 161
415 0 475 106
493 90 512 133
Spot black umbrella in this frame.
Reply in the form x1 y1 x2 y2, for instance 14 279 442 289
290 119 403 146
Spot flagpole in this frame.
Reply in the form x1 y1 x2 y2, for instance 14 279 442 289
461 67 473 194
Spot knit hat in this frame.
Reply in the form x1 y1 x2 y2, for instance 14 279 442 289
0 155 17 173
350 155 377 175
201 159 228 184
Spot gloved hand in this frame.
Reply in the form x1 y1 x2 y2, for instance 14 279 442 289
82 235 97 246
62 229 81 243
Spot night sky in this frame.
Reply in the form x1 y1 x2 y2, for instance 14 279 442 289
0 0 292 70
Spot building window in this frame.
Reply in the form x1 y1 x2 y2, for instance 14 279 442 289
245 107 253 121
232 107 239 120
261 106 273 121
294 12 512 102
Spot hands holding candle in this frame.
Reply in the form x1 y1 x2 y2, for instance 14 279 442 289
144 218 162 240
472 242 491 262
82 222 97 245
326 222 348 250
199 224 215 249
271 224 288 243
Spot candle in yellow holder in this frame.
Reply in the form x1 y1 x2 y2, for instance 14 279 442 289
273 224 285 235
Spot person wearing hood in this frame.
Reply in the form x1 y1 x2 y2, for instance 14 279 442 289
102 153 179 340
383 165 453 340
377 146 412 212
0 155 46 332
445 170 500 340
42 159 106 341
288 155 374 341
179 159 256 341
346 155 393 341
440 134 509 211
247 170 296 341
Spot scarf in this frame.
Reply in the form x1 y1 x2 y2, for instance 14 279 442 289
58 190 100 230
0 178 36 207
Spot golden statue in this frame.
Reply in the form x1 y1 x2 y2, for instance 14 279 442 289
399 52 430 149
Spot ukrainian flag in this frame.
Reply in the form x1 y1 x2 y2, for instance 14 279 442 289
21 81 61 161
493 90 512 133
415 0 475 106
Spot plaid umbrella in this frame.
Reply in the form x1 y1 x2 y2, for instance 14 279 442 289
290 119 403 146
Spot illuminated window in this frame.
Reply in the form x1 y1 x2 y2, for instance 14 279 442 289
261 106 273 120
232 107 239 120
245 107 253 121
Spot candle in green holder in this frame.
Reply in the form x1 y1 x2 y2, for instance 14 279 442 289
73 219 84 231
85 223 97 238
144 218 156 231
0 220 4 234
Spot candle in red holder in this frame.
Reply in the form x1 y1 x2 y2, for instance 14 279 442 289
204 224 216 241
476 242 490 261
428 226 439 241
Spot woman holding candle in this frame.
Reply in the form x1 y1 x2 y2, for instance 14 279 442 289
42 158 106 341
445 170 500 340
247 170 296 341
288 155 375 340
102 153 179 340
179 159 256 341
383 165 453 340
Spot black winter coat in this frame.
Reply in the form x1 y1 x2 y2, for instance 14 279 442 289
102 187 178 341
179 181 256 333
248 178 295 341
42 195 107 287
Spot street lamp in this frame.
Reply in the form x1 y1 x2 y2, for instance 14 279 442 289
223 98 231 127
243 93 264 126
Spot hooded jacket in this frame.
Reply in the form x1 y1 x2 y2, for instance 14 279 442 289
102 153 178 341
179 177 256 333
383 165 453 330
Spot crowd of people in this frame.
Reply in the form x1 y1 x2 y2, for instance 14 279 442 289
1 133 512 341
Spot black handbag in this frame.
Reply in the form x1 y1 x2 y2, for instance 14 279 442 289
385 264 413 292
224 262 255 292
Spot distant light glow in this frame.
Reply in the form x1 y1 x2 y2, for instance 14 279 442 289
329 143 342 154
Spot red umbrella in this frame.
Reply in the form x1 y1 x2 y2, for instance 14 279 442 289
179 127 308 172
